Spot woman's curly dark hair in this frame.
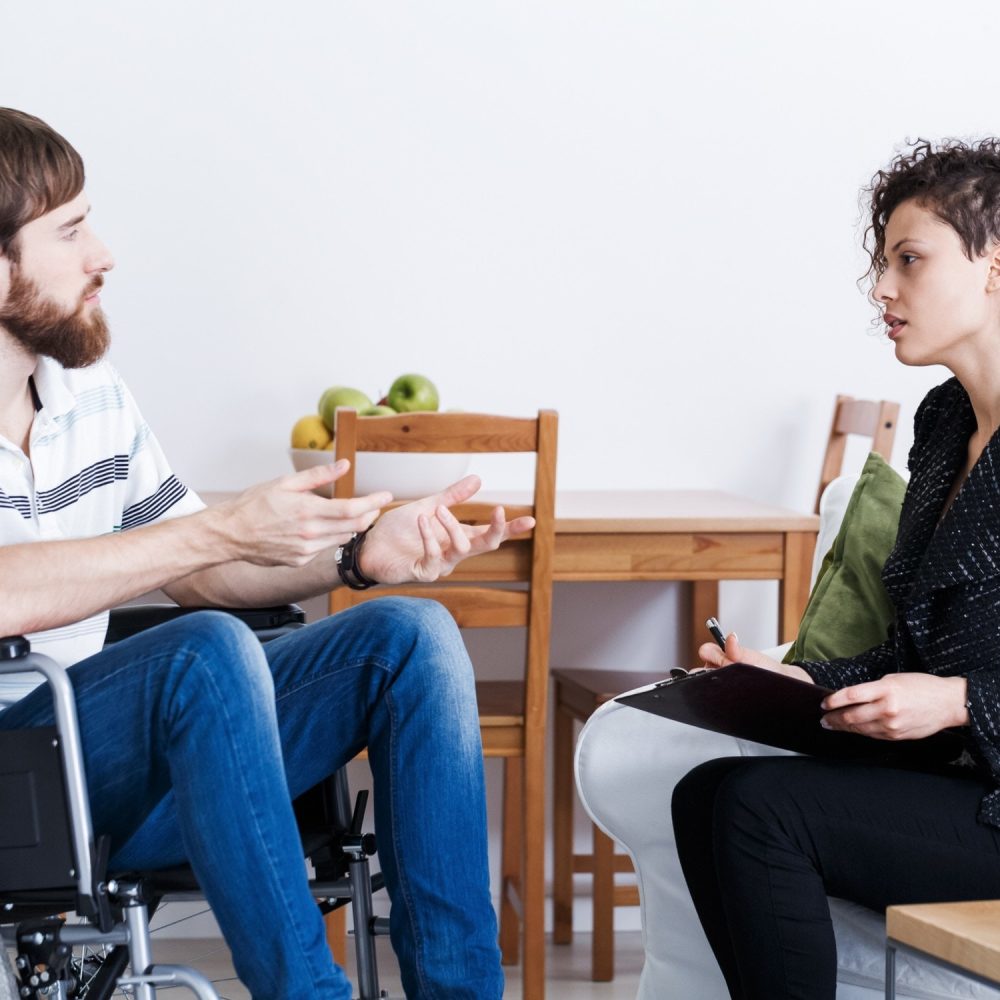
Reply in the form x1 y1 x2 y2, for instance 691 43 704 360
864 138 1000 284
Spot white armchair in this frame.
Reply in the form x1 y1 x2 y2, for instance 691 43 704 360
574 477 1000 1000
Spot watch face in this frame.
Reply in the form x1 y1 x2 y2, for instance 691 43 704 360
335 546 345 564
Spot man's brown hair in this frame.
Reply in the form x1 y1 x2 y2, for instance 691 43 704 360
0 108 85 258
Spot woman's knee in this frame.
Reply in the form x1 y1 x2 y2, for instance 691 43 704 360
709 757 807 841
673 756 749 819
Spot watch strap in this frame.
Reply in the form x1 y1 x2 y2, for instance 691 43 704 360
336 528 378 590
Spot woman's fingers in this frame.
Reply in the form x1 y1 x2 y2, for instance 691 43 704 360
699 641 729 667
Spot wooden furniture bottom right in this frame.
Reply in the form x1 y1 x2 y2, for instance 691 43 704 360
886 901 1000 999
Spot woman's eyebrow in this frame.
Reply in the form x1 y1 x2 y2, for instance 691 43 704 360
890 237 927 252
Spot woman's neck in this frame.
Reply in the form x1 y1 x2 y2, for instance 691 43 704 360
946 331 1000 446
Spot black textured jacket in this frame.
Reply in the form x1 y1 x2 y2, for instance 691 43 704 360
797 377 1000 826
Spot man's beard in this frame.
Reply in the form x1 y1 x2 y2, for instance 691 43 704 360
0 267 110 369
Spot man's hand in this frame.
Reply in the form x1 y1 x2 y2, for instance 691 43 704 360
212 460 392 568
820 673 969 740
359 474 536 585
698 632 814 682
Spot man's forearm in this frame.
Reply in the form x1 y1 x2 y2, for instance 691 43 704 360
164 548 341 609
0 510 232 636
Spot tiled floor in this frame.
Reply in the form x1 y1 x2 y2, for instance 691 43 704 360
144 932 646 999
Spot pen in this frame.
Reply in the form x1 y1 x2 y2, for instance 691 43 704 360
706 617 727 650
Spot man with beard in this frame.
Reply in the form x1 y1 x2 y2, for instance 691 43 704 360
0 108 518 1000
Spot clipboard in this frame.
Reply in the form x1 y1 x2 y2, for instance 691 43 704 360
615 663 965 763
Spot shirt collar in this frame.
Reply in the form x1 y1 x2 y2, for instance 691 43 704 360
30 356 79 421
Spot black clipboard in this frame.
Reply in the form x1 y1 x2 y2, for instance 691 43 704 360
615 663 965 764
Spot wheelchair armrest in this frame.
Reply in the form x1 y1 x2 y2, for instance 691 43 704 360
0 642 103 923
105 603 306 644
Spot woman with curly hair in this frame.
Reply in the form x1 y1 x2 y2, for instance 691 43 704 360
674 138 1000 999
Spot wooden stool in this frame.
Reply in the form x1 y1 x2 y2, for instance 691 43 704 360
886 900 1000 995
552 667 667 981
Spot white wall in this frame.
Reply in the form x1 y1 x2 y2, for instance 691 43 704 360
5 0 997 935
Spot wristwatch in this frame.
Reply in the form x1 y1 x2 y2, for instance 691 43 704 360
335 528 378 590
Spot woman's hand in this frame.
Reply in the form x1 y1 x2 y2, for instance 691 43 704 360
359 474 535 585
697 632 813 682
821 673 969 740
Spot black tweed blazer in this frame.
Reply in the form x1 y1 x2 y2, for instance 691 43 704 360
798 377 1000 827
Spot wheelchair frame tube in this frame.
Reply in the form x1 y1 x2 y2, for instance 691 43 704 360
0 652 96 908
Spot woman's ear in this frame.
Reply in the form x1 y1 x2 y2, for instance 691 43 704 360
986 243 1000 293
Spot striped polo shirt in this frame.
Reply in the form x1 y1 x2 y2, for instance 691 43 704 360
0 356 204 707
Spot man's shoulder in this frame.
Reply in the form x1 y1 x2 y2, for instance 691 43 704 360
34 356 134 422
39 356 124 396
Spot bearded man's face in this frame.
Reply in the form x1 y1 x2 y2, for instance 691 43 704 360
0 266 109 368
0 190 113 368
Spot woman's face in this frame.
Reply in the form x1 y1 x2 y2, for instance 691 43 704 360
872 199 1000 368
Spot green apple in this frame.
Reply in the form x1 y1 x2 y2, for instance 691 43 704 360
387 374 439 413
360 404 397 416
318 386 373 431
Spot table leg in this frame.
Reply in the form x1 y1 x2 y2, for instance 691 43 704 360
779 531 815 643
691 580 719 663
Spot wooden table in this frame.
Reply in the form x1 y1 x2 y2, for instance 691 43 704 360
205 487 818 650
449 489 819 654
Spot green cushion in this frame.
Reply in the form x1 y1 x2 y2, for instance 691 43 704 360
783 452 906 664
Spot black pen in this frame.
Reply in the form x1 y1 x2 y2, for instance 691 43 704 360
706 617 727 650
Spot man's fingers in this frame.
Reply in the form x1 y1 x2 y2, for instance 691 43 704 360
435 474 482 507
508 515 536 536
287 459 350 490
314 491 393 519
435 505 471 556
417 512 442 563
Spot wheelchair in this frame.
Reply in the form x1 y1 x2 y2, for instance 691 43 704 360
0 605 390 999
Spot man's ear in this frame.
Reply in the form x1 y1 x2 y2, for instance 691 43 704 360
0 250 10 310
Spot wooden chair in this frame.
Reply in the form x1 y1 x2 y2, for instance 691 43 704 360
550 392 901 982
327 406 558 1000
815 394 899 513
886 900 1000 997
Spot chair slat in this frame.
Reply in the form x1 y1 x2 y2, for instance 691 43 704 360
348 411 541 453
371 586 529 628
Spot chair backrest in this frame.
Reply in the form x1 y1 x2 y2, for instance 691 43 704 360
815 394 900 514
331 408 558 736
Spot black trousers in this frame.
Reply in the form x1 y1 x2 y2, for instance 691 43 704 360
672 755 1000 1000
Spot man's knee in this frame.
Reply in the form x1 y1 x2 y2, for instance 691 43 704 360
164 610 273 704
341 596 466 665
363 595 459 639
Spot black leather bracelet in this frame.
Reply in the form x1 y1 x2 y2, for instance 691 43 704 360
336 528 379 590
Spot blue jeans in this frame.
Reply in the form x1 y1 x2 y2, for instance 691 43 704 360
0 598 503 1000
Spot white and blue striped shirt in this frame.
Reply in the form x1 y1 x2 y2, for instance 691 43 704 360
0 357 204 705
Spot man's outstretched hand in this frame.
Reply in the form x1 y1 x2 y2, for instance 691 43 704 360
360 474 536 585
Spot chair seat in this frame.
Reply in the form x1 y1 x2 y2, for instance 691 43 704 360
553 668 666 717
476 680 526 724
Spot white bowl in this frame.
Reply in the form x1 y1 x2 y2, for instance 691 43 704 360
289 448 471 500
